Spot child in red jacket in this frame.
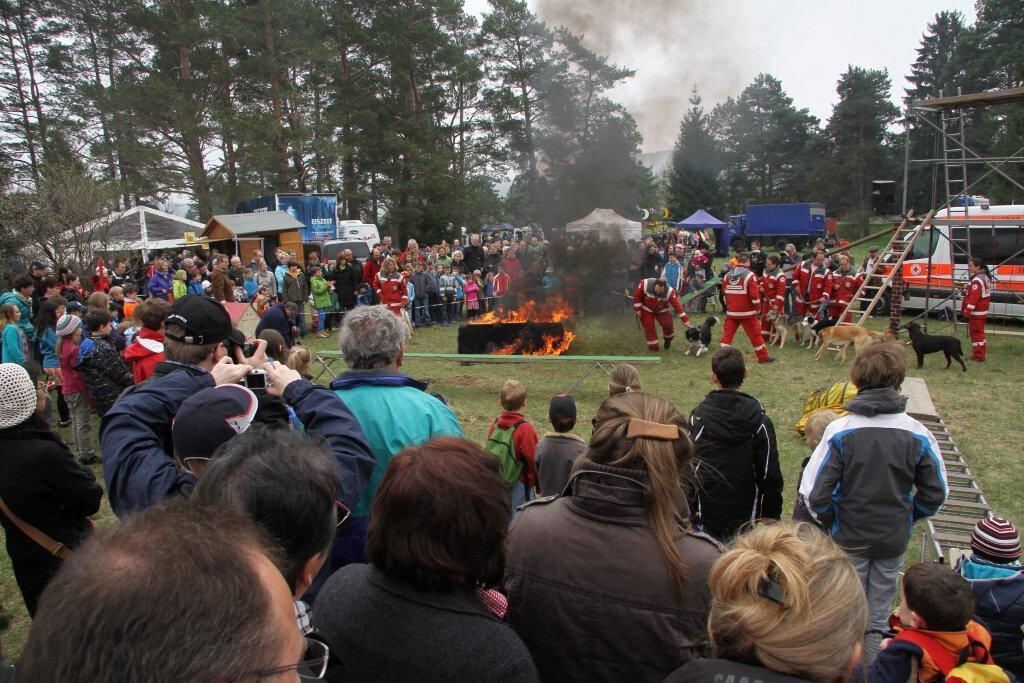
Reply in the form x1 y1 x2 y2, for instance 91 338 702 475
123 298 170 383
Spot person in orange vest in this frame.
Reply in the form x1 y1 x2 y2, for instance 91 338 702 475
961 257 991 362
721 252 773 363
823 254 864 323
792 251 829 317
759 255 786 335
633 278 691 351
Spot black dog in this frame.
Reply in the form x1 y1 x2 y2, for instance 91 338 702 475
904 322 967 371
685 316 718 356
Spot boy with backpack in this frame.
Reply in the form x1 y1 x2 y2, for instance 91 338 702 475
486 379 539 514
868 562 1005 683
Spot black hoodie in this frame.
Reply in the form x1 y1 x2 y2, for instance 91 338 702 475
689 389 783 542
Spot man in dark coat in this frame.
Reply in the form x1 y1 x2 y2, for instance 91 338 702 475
256 301 298 348
329 250 363 328
462 234 485 274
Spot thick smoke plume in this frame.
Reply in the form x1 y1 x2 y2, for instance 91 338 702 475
534 0 761 152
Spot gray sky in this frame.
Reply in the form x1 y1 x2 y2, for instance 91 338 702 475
465 0 977 152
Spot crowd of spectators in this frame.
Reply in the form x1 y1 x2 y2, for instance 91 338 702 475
0 230 1020 682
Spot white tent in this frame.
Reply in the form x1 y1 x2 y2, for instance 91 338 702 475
73 206 204 253
565 208 642 243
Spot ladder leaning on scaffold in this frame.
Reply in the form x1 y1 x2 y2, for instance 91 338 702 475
838 209 937 326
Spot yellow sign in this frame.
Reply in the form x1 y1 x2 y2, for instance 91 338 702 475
184 231 197 245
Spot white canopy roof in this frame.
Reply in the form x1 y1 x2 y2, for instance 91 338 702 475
74 206 204 252
565 208 642 242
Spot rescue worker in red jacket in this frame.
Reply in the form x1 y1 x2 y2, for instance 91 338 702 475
823 254 864 323
722 252 773 363
961 257 991 362
633 278 690 351
792 251 829 317
759 255 786 335
373 257 408 316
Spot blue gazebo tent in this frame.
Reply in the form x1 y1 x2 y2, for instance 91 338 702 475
676 210 726 252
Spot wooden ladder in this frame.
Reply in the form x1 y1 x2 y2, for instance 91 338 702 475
838 209 936 326
911 412 991 564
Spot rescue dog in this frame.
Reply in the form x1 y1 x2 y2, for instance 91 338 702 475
903 322 967 371
800 315 836 349
764 310 801 349
814 325 872 363
685 316 718 356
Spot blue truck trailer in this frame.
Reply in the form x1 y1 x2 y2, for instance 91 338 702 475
723 203 826 255
233 193 338 242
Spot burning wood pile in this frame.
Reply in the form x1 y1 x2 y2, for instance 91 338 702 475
457 296 577 356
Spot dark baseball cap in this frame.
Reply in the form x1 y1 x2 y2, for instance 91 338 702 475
549 394 577 423
30 261 44 270
164 295 233 345
172 384 258 462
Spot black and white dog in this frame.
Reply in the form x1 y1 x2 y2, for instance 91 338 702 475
799 315 836 349
685 316 719 356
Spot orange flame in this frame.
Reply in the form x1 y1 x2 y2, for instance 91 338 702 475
471 295 575 325
492 330 578 356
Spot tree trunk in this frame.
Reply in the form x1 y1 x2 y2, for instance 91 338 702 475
1 8 40 185
262 2 289 191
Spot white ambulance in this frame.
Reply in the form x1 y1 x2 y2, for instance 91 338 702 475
901 204 1024 318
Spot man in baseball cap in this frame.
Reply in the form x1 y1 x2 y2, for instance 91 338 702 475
101 295 266 516
173 384 260 477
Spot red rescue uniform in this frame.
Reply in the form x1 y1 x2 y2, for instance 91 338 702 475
633 278 690 351
722 266 770 362
759 266 786 334
823 268 864 323
375 272 408 316
961 272 991 361
792 259 829 316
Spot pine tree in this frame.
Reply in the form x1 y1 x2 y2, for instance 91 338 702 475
666 88 722 218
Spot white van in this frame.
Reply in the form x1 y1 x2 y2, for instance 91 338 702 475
337 220 380 247
901 204 1024 318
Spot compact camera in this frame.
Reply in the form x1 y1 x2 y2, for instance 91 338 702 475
241 369 269 393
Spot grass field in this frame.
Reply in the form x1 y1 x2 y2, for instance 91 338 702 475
3 275 1023 658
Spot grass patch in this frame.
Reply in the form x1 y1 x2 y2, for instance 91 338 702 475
3 307 1021 658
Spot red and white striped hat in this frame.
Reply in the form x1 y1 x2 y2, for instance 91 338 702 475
971 516 1021 562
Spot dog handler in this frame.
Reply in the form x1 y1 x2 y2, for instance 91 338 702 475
961 257 991 362
759 255 786 336
721 252 773 364
633 278 691 351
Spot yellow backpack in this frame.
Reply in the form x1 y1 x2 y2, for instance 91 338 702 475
795 381 858 435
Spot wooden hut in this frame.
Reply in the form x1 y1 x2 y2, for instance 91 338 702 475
202 211 305 264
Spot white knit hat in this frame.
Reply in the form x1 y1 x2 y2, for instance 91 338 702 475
0 363 38 430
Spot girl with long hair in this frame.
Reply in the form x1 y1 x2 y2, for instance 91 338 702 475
34 297 70 427
0 304 28 365
504 391 721 680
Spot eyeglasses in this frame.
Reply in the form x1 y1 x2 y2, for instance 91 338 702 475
250 637 329 680
335 500 351 529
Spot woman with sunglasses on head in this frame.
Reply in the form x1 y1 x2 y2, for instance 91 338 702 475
312 436 537 681
504 391 722 681
666 522 866 683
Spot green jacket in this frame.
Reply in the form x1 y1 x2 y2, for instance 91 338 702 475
310 275 332 309
0 291 35 342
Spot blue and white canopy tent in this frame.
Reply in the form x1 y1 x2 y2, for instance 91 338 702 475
675 209 726 252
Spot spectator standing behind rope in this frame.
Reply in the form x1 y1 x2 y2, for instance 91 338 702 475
313 438 538 680
798 341 947 665
328 305 463 568
0 363 103 617
504 392 721 681
147 259 173 301
665 523 868 683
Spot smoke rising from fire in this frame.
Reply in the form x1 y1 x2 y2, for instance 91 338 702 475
534 0 763 153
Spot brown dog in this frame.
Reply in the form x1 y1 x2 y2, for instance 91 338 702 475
814 325 873 363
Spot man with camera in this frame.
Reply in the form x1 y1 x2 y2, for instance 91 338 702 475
101 295 375 517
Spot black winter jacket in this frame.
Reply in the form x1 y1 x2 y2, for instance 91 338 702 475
0 420 103 615
328 263 362 308
79 334 134 417
689 389 783 541
463 244 485 273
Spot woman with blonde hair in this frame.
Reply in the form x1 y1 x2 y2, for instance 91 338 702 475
667 522 866 683
505 391 721 680
608 363 641 396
